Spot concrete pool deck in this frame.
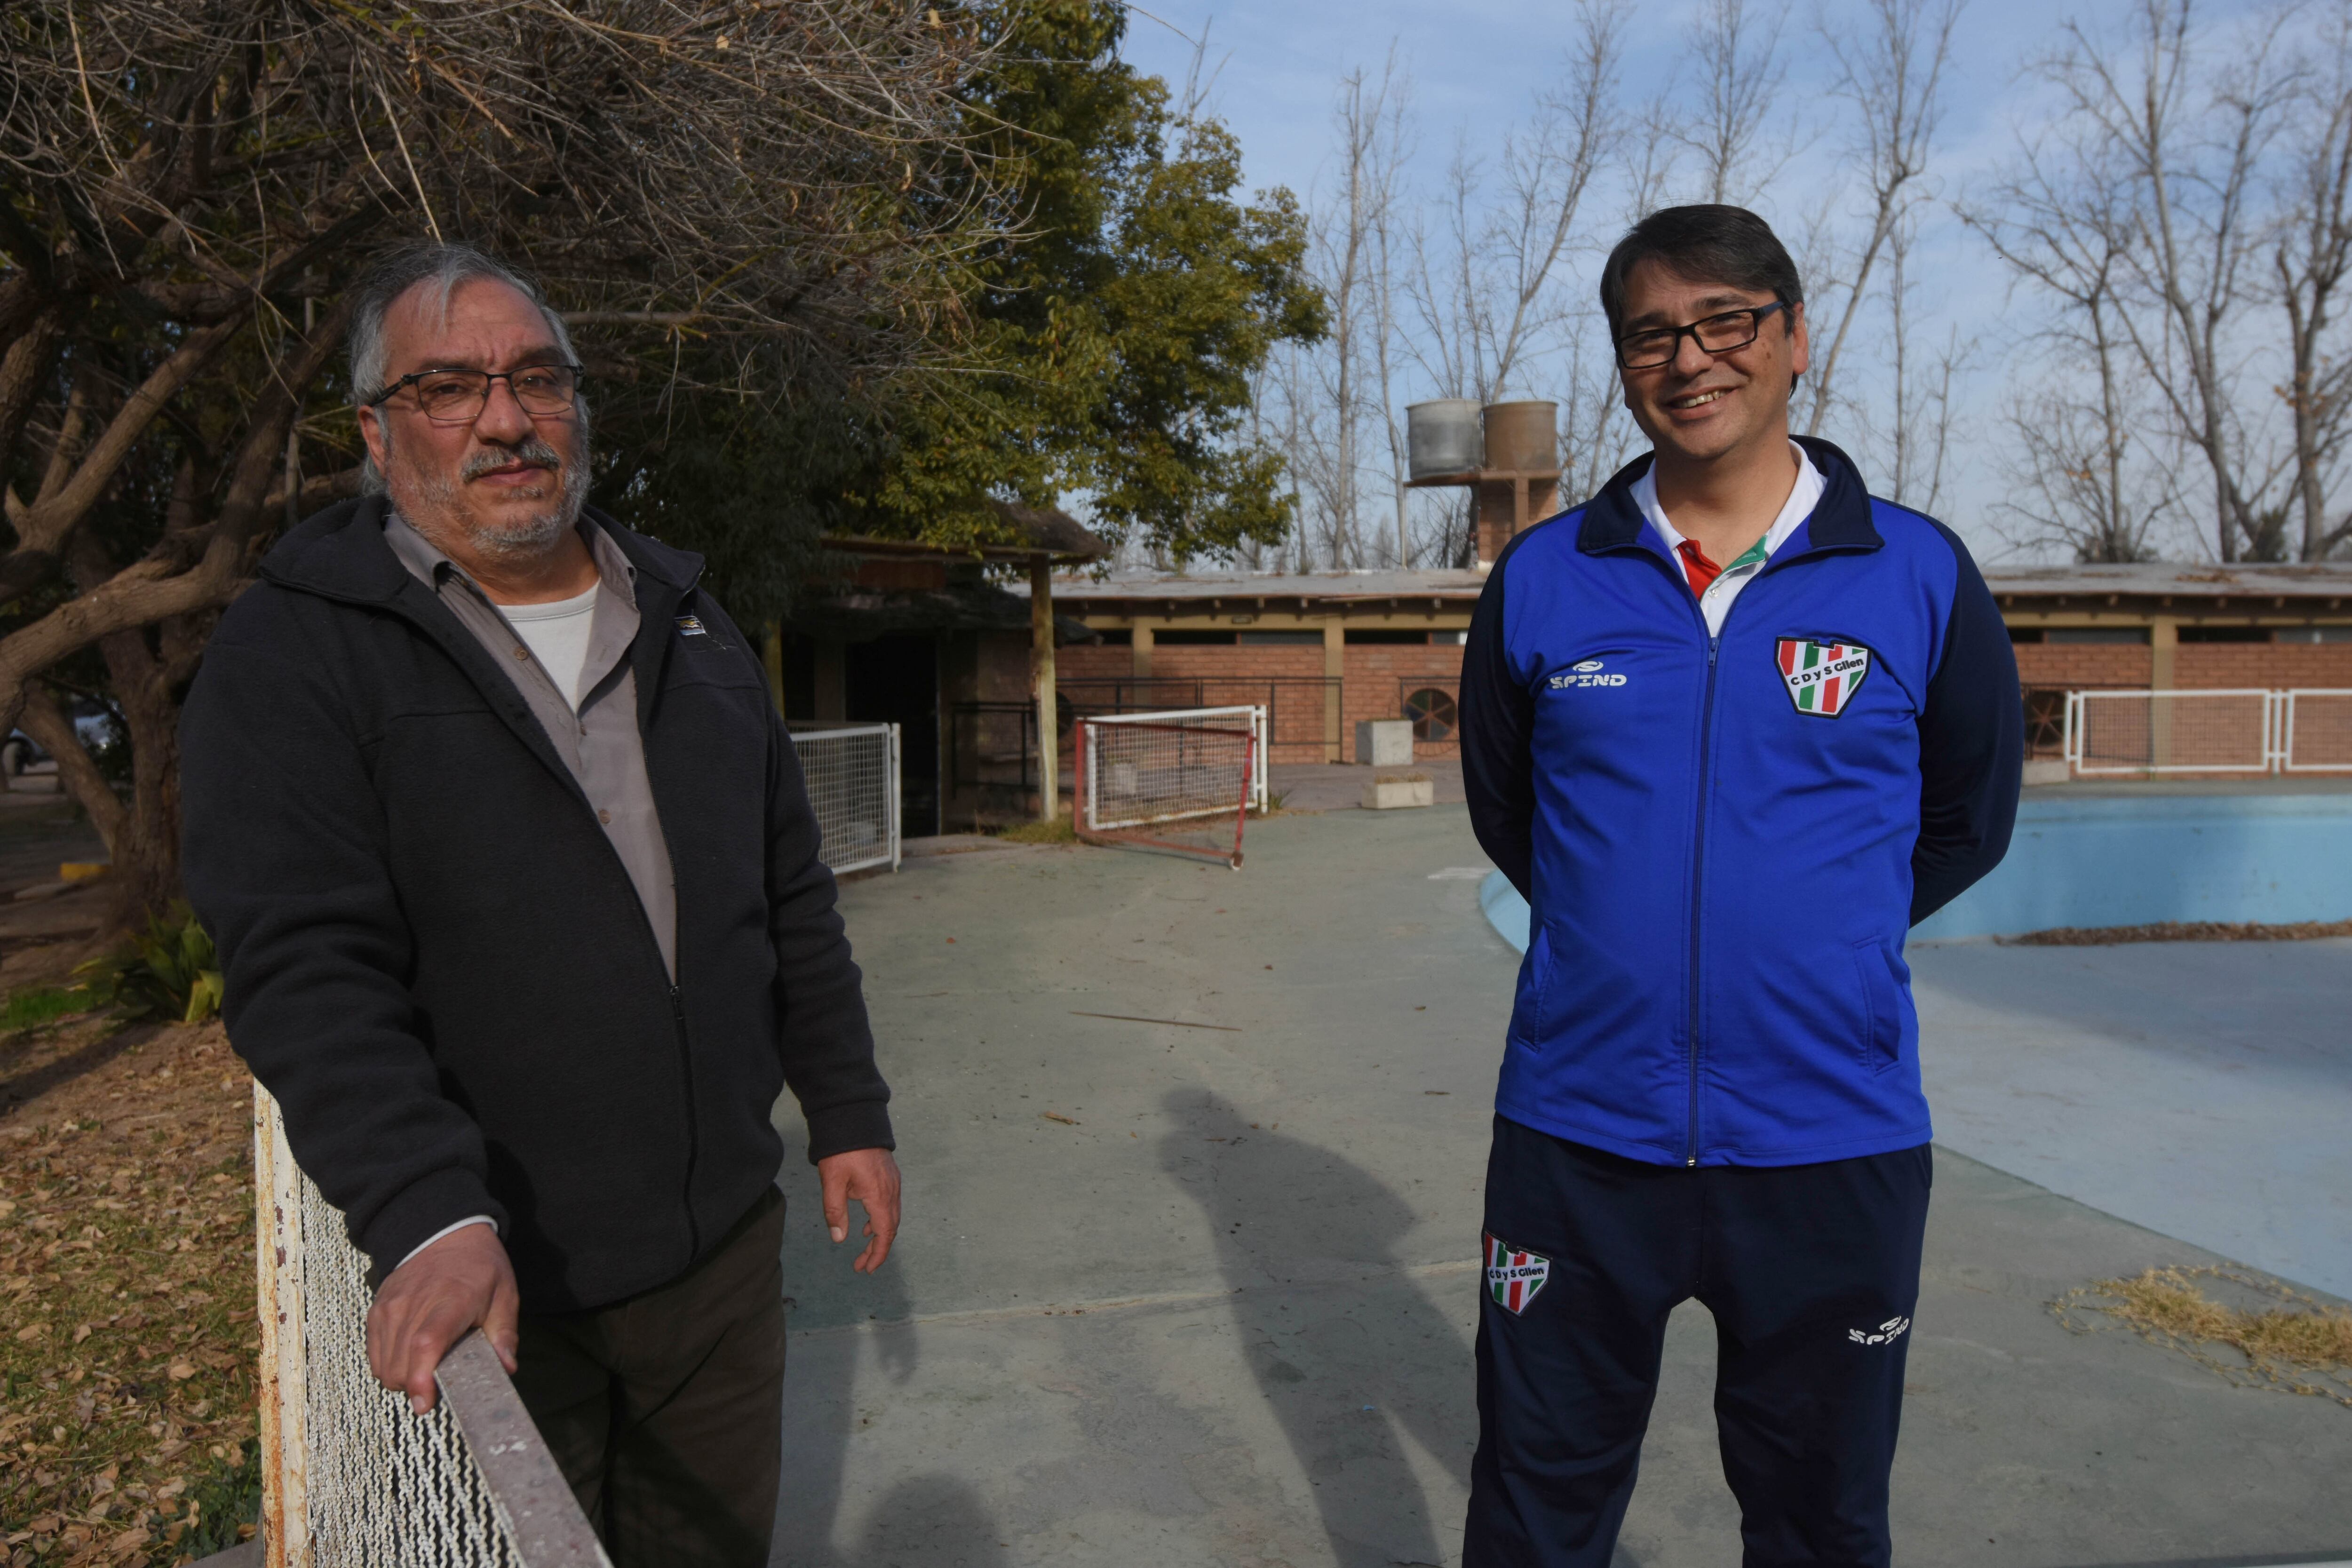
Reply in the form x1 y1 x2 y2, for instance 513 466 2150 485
771 805 2352 1568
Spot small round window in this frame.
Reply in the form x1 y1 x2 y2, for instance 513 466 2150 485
1403 686 1458 742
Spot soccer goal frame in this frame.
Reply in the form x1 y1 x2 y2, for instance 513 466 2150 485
1073 706 1263 869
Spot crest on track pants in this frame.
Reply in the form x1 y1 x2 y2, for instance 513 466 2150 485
1484 1232 1550 1314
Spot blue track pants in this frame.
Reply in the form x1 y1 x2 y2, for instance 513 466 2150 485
1465 1116 1931 1568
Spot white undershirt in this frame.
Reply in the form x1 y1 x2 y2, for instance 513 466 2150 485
1632 441 1826 637
501 584 601 708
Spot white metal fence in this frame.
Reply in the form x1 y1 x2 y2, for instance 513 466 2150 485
787 722 901 873
256 1089 609 1566
2061 688 2352 775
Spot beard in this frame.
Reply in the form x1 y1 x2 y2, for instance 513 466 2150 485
386 429 590 562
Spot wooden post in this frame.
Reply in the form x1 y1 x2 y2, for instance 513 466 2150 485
1323 621 1345 764
2149 616 2178 770
763 624 786 716
1031 554 1058 821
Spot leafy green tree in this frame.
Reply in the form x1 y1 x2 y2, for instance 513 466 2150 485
867 0 1326 563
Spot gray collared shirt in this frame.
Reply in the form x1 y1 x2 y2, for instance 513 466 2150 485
384 509 678 979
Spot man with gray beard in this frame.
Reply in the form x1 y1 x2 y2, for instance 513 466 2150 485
179 242 899 1565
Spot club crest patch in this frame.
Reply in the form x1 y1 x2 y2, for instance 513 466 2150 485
1484 1232 1550 1314
675 615 707 637
1776 637 1871 716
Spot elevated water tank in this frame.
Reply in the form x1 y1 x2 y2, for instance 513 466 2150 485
1483 400 1558 472
1407 398 1482 479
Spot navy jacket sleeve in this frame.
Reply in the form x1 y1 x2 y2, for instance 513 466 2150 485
181 606 507 1277
1910 525 2024 924
1462 551 1537 901
748 629 895 1164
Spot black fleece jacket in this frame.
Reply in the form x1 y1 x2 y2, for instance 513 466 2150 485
181 497 891 1312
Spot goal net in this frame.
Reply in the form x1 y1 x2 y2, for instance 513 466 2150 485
1075 707 1262 868
255 1087 609 1566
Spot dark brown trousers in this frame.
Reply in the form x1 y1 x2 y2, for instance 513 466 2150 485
511 1187 788 1567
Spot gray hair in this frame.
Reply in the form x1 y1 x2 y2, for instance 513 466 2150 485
349 242 589 493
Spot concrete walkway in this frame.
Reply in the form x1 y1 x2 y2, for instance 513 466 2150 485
772 806 2352 1568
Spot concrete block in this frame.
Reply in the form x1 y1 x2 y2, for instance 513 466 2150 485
1362 774 1434 810
1355 719 1414 766
2022 758 2071 786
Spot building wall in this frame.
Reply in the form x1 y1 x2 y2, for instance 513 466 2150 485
1344 645 1468 760
2012 643 2153 690
2174 643 2352 689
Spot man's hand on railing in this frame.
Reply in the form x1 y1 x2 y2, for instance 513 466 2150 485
367 1224 522 1413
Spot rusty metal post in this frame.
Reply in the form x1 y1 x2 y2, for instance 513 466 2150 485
254 1087 309 1568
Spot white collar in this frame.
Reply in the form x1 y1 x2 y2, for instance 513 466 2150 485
1632 441 1824 570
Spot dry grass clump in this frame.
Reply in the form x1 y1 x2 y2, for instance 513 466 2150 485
994 816 1082 846
1 1019 260 1564
2007 918 2352 945
2054 1265 2352 1405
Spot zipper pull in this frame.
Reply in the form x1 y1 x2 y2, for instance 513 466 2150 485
1707 636 1719 667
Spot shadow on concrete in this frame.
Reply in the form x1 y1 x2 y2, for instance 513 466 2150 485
773 1188 967 1567
829 1473 1008 1568
1158 1088 1471 1568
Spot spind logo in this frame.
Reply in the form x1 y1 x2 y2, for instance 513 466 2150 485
1549 658 1627 691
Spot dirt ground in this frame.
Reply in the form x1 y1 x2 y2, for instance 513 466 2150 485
0 1016 260 1566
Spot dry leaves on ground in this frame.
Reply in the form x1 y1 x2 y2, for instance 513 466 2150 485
1 1018 259 1565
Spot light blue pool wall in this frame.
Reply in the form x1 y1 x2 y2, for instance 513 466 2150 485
1481 792 2352 951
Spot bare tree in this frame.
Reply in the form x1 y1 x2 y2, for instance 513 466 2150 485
0 0 991 924
2274 0 2352 560
1881 215 1968 511
1407 0 1627 402
2045 0 2299 560
1965 125 2161 561
1677 0 1801 206
1289 62 1408 569
1802 0 1964 438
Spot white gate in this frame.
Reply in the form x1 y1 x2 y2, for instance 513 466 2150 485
2281 688 2352 773
787 722 901 874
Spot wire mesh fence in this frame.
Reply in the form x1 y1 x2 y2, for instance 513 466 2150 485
786 723 900 874
256 1091 605 1566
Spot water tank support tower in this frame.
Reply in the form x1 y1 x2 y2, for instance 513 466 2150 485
1404 399 1562 568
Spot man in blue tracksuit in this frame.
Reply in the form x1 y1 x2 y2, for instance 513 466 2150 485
1459 205 2021 1566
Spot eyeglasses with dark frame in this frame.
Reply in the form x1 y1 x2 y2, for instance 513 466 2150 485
1614 302 1790 371
366 364 585 425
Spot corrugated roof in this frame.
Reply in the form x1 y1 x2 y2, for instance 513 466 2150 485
1984 562 2352 599
1015 561 2352 605
1025 568 1487 601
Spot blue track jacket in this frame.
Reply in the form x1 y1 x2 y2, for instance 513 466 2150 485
1462 438 2022 1168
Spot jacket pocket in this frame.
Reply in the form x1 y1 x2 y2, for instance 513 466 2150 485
1510 925 1557 1049
1851 938 1904 1073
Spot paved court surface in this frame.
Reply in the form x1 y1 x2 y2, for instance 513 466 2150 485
769 806 2352 1568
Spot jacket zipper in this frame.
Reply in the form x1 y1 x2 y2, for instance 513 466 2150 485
670 984 702 1257
1686 627 1720 1167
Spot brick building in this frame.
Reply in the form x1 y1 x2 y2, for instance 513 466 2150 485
1032 560 2352 766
